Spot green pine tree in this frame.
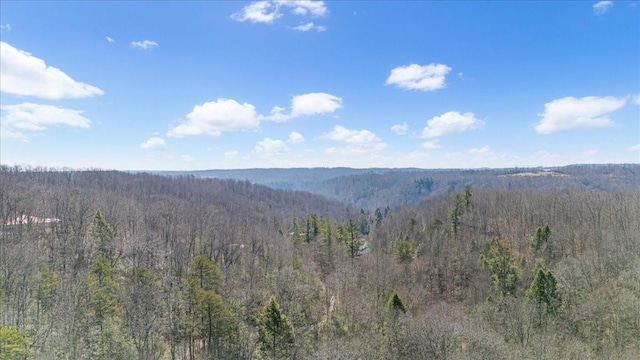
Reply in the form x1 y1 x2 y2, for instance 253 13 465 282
90 210 116 262
393 237 417 264
386 290 407 314
255 296 295 360
526 259 561 316
481 238 522 297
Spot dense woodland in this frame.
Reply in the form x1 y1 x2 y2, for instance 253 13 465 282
162 164 640 209
1 165 639 359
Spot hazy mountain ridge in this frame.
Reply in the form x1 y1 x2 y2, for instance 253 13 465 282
154 164 640 209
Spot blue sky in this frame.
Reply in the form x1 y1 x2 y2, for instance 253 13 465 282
1 0 638 170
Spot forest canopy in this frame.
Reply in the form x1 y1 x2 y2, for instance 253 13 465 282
1 165 639 359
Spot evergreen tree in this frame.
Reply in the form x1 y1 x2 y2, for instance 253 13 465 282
183 255 234 358
87 256 119 324
255 296 295 360
89 210 116 263
531 225 551 253
386 290 407 314
526 260 561 317
394 237 417 264
481 238 522 297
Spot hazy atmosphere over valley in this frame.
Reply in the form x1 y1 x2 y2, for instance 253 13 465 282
1 1 638 170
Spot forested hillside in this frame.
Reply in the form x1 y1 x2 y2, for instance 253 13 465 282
1 166 639 359
161 164 640 209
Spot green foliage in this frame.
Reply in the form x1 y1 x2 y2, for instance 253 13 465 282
394 237 417 264
291 217 303 245
531 225 551 252
386 290 407 314
0 325 31 360
358 209 370 235
124 265 164 358
374 207 384 228
344 218 362 259
87 256 119 323
526 260 560 316
90 210 116 261
481 238 522 297
37 263 58 312
449 185 473 237
255 296 295 360
462 185 473 208
85 317 135 360
183 256 235 356
186 255 221 293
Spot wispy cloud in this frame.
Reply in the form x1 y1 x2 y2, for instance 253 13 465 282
0 41 104 99
232 1 328 29
279 0 328 17
627 144 640 152
1 103 91 140
293 22 326 32
386 63 452 91
288 131 305 143
534 96 626 134
421 111 484 138
391 122 408 135
0 24 11 31
254 137 289 155
593 1 613 15
321 125 387 155
140 137 167 151
131 40 158 50
106 36 115 43
421 139 441 149
231 1 282 23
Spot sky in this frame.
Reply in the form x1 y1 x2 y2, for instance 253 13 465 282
1 0 639 170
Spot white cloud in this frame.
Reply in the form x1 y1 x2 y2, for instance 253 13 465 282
106 36 115 43
321 125 387 155
0 41 104 100
131 40 158 50
224 150 239 159
421 140 441 149
167 98 261 137
290 92 342 117
288 131 305 143
293 22 326 32
255 137 289 155
593 1 613 15
267 92 342 121
231 1 282 23
140 137 167 151
421 111 484 138
534 96 626 134
391 122 408 135
633 94 640 105
627 144 640 152
232 1 327 28
1 102 91 139
468 145 492 155
0 24 11 31
278 0 328 16
386 63 452 91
